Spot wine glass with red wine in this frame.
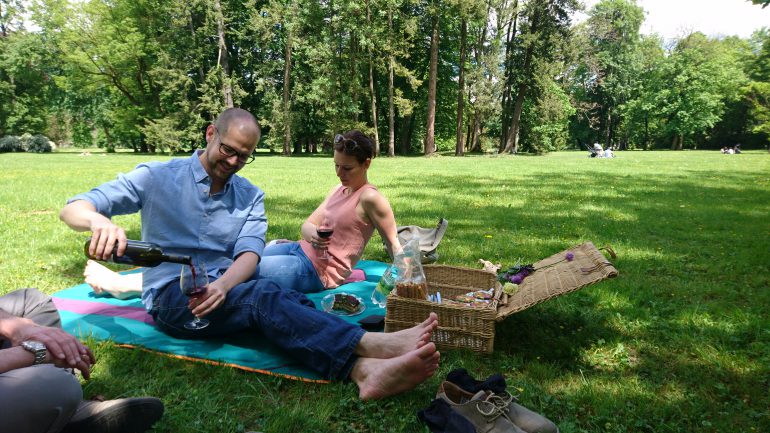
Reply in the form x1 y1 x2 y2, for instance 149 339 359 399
179 262 210 330
317 216 335 260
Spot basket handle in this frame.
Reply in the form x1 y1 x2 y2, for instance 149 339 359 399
599 245 617 260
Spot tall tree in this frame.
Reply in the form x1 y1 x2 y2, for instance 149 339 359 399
501 0 578 154
424 0 440 155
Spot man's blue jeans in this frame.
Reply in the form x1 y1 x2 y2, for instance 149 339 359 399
149 277 365 380
258 241 324 293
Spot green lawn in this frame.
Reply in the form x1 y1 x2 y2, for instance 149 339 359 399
1 150 768 433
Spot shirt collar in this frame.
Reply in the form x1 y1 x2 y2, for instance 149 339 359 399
191 149 234 192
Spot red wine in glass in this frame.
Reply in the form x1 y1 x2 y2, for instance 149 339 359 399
180 263 210 330
317 217 334 259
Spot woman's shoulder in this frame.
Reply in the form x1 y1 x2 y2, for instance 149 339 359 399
358 184 388 207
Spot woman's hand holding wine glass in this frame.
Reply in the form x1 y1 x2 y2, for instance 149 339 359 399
316 216 335 260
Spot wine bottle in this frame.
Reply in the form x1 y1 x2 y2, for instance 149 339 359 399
84 238 192 267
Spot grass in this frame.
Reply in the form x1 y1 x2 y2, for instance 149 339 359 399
0 149 768 433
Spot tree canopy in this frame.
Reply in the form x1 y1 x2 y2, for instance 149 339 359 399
0 0 767 153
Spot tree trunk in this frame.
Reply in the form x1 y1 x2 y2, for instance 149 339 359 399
502 82 527 153
604 108 612 149
400 113 413 154
366 1 380 154
500 1 518 150
470 110 482 152
350 33 359 123
424 2 439 155
670 134 685 150
502 4 536 154
455 18 467 156
387 9 395 157
282 20 293 156
213 0 233 108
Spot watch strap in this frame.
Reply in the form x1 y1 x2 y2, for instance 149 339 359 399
21 341 47 365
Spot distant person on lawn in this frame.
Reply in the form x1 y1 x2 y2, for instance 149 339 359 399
60 108 439 400
0 287 163 433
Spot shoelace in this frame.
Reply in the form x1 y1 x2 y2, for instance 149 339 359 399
475 397 514 424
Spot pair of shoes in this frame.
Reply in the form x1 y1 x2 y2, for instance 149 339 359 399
436 380 558 433
61 397 164 433
436 381 526 433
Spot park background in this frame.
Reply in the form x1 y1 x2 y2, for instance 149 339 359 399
0 0 769 432
0 0 768 154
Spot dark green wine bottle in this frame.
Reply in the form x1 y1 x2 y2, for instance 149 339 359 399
84 238 191 267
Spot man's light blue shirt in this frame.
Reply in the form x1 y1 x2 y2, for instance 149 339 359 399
68 151 267 310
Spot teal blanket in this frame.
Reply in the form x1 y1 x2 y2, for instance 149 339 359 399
52 260 388 382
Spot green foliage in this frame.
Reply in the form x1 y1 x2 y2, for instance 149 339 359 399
0 135 22 152
0 0 762 155
25 134 52 153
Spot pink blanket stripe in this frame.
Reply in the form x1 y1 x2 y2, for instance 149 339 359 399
52 297 156 325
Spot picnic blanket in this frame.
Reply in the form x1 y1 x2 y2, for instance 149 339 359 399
52 260 389 382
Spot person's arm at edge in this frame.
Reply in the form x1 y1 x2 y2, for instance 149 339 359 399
60 200 127 261
0 310 93 377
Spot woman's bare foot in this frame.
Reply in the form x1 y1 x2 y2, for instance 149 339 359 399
352 342 440 401
356 312 438 359
84 260 142 299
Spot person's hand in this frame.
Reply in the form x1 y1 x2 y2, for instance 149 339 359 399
189 280 227 318
307 228 331 250
88 219 127 261
15 323 94 379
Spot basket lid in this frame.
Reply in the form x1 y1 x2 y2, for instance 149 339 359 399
495 241 618 321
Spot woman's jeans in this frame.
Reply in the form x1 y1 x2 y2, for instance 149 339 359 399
150 277 364 380
257 241 324 293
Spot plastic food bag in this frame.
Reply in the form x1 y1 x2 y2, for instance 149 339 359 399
393 238 428 299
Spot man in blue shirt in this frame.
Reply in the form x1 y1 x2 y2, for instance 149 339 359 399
60 108 440 400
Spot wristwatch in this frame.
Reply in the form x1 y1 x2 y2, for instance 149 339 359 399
21 340 47 365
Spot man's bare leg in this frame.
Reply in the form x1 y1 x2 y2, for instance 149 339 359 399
83 260 142 299
351 342 440 400
355 312 438 359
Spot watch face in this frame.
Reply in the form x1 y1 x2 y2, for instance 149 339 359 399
23 341 46 351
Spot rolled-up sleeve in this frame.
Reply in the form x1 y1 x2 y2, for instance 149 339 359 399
67 165 152 217
233 188 267 259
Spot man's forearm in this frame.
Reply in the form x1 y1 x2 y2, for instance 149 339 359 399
59 200 103 232
0 346 37 374
0 311 33 342
216 252 260 293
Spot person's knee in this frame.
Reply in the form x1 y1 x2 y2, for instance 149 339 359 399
0 365 82 432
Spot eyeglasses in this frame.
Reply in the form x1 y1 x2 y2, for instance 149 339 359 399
334 134 360 152
215 128 256 164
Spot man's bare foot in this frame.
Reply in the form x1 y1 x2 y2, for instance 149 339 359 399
352 342 440 401
84 260 141 299
356 312 438 359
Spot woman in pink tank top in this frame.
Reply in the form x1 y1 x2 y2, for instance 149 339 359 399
257 130 401 292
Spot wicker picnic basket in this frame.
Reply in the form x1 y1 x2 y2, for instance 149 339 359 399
384 241 618 353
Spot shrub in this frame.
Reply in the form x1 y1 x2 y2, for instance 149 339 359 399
0 135 23 153
26 134 53 153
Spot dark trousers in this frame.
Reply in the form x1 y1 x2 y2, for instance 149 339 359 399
151 278 366 380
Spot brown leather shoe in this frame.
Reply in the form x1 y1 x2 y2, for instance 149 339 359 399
436 381 526 433
61 397 164 433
